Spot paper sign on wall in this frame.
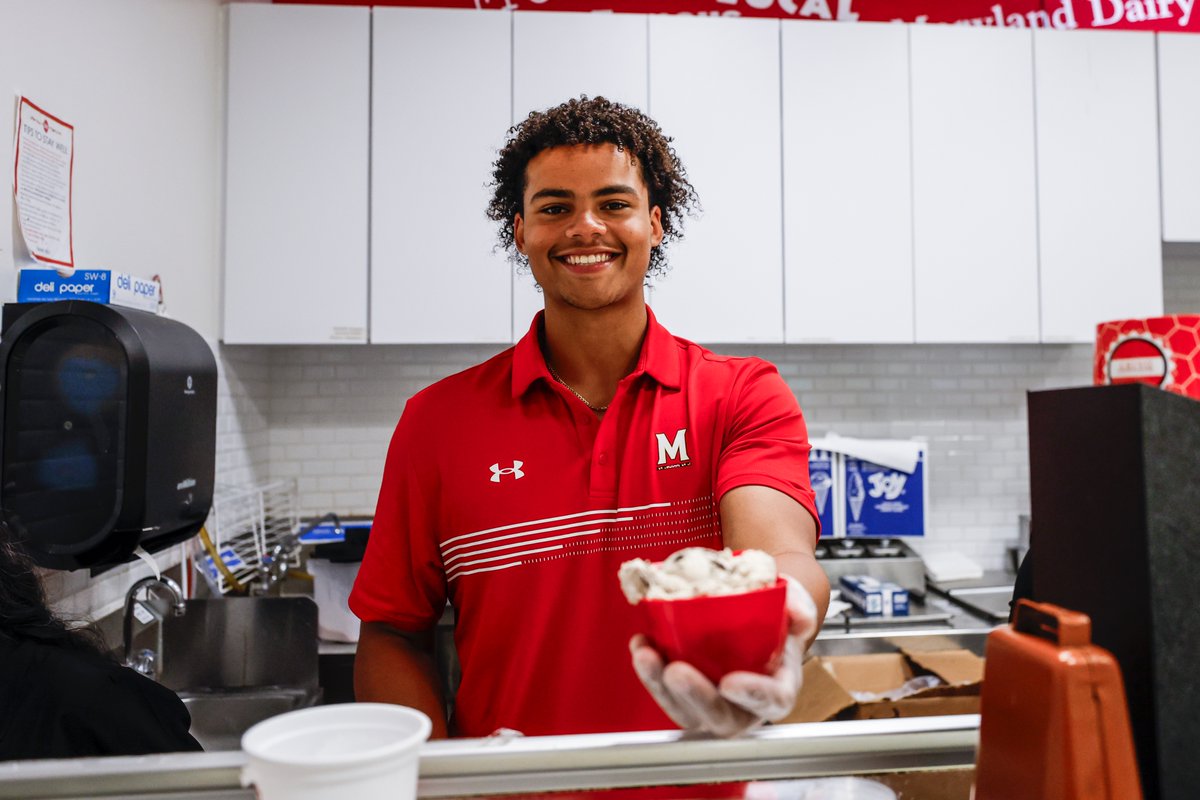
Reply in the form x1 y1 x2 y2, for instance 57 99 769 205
12 96 75 274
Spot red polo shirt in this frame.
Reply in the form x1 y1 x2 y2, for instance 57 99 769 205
350 308 819 737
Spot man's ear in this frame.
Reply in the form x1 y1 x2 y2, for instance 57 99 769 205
649 206 664 247
514 213 526 254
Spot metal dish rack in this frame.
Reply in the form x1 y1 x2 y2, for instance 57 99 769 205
198 480 300 595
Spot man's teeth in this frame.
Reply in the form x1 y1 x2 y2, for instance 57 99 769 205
563 254 612 265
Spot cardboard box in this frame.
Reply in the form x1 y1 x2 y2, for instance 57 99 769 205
782 647 984 723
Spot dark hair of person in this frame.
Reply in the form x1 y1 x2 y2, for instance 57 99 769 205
0 524 110 657
487 95 700 280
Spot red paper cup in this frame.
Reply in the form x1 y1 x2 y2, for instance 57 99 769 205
636 577 789 685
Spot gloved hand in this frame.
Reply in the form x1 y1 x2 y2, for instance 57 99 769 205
629 574 818 737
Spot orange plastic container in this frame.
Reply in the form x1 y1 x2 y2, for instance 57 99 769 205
974 599 1142 800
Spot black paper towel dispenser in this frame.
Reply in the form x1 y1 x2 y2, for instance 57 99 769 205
0 301 217 571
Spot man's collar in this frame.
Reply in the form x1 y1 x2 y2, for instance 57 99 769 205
510 306 681 399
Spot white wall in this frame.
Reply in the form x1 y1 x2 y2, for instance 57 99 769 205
0 0 224 340
0 0 226 617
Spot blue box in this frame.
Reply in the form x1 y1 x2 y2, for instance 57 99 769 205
808 448 838 538
843 447 927 538
840 574 909 617
18 268 160 312
298 520 372 544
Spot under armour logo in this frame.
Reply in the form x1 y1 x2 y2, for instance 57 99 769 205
490 461 524 482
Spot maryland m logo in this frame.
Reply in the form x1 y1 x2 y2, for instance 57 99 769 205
655 429 691 470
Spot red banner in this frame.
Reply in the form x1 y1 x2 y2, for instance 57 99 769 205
274 0 1199 32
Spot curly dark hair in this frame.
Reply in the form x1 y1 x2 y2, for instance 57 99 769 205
487 96 699 280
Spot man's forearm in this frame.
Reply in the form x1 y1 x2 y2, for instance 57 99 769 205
354 622 449 738
774 550 830 648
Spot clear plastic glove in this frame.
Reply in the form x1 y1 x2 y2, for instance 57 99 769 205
629 574 819 737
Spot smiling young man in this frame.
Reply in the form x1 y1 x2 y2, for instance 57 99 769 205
350 97 829 739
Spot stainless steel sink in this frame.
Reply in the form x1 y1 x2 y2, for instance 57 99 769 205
180 686 321 751
157 596 322 751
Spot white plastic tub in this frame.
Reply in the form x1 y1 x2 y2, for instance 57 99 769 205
241 703 431 800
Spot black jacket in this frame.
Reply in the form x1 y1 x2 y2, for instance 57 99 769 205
0 634 202 760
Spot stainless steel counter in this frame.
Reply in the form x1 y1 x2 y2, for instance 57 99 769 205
0 716 979 800
815 590 999 658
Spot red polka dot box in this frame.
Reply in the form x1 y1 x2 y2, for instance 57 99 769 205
1094 316 1200 399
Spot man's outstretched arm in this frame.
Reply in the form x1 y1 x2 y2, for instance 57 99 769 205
355 621 449 739
631 484 828 736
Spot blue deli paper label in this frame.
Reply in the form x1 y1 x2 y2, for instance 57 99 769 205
17 269 159 312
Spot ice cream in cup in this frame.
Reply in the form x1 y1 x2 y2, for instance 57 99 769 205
619 547 789 685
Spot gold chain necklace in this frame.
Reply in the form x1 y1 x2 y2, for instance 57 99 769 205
546 361 609 412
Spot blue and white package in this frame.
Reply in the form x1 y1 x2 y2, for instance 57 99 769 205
840 574 909 617
203 547 245 581
18 268 160 312
808 448 838 537
843 446 927 538
298 519 372 544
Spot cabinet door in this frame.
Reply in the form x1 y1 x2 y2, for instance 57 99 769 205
224 4 369 344
911 26 1039 343
783 21 913 344
511 11 649 340
371 8 511 344
1159 33 1200 243
648 15 783 343
1035 29 1162 343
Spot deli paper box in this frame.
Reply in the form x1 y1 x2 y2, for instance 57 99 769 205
843 446 927 538
17 268 160 313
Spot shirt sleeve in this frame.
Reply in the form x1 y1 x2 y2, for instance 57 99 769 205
714 358 821 538
349 393 448 631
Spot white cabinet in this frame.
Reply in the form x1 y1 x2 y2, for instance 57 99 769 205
910 26 1039 343
223 4 369 344
511 11 649 340
782 22 913 344
1035 29 1162 343
371 8 511 344
647 15 783 343
223 10 1172 348
1159 33 1200 243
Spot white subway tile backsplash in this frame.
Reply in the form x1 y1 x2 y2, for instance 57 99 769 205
214 338 1103 573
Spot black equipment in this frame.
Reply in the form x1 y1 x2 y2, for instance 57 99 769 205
1028 384 1200 800
0 301 217 571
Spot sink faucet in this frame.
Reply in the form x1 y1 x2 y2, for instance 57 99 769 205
122 575 187 678
255 534 300 595
252 513 341 595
